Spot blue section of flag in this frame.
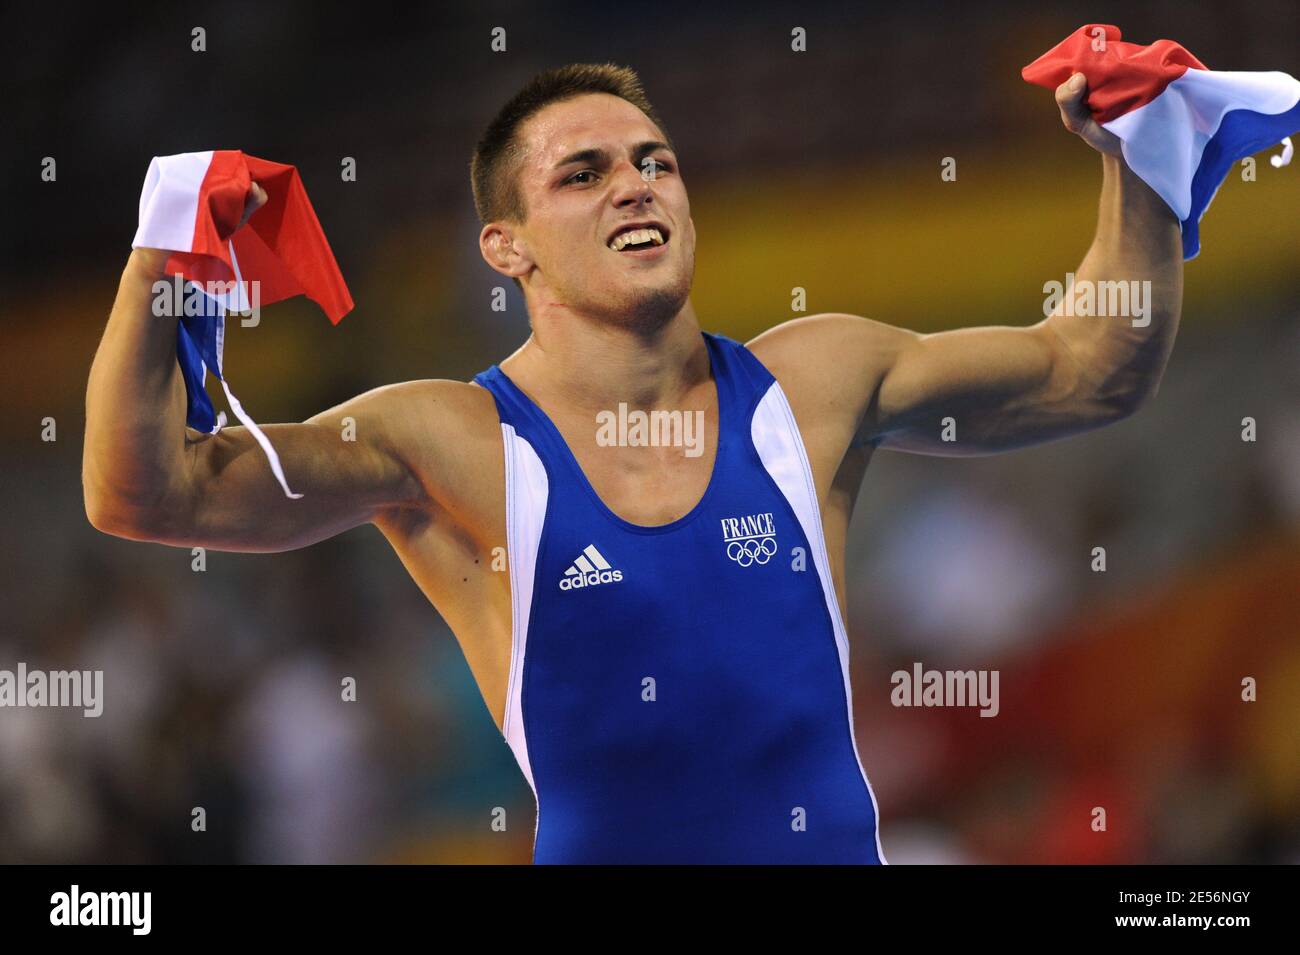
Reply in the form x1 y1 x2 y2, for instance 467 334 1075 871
1183 100 1300 259
175 285 225 434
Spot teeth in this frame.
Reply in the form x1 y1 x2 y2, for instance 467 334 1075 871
609 227 665 251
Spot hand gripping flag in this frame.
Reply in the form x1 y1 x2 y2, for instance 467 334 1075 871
131 150 354 498
1023 24 1300 259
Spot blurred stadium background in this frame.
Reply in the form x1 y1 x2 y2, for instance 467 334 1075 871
2 1 1297 863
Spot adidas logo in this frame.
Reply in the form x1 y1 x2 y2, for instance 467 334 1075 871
559 544 624 591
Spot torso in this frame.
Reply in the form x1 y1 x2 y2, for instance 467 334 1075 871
373 334 875 739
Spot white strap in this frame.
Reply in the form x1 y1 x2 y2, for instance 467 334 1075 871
1270 136 1294 168
218 378 304 500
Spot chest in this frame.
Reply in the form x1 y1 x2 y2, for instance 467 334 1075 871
553 410 721 527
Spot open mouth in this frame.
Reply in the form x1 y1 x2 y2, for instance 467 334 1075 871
606 223 671 254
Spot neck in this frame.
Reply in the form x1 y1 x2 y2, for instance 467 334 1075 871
503 299 709 412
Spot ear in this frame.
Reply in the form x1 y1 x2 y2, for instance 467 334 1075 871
479 223 533 281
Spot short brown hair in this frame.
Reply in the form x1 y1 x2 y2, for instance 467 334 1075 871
470 62 672 231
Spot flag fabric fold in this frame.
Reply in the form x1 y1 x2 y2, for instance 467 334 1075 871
1023 23 1300 259
131 150 353 498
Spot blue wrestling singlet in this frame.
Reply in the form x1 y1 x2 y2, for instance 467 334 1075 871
472 332 886 864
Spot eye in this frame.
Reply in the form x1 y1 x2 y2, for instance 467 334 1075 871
566 169 599 185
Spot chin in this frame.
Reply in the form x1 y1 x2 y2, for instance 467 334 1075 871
567 259 693 332
623 288 685 332
609 272 690 334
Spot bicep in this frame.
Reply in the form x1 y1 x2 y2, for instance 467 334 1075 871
754 312 1096 462
159 386 424 552
869 320 1087 455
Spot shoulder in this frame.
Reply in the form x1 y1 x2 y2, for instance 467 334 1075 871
338 377 497 414
736 314 911 500
308 377 501 455
746 313 916 379
352 378 502 429
744 313 915 422
373 378 504 461
338 378 507 520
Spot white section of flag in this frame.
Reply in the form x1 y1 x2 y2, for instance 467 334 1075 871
1103 69 1300 222
132 151 214 251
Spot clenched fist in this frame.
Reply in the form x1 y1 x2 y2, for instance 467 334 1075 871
1055 72 1123 156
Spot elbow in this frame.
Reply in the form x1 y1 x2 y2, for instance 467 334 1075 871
1100 383 1154 423
1075 361 1163 423
84 491 146 541
82 444 195 542
83 481 171 543
83 475 116 535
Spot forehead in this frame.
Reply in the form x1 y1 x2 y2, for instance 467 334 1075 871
518 93 665 165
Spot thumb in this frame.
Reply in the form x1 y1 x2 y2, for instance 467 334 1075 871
1055 72 1090 133
238 181 268 231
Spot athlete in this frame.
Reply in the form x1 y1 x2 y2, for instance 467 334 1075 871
83 64 1182 863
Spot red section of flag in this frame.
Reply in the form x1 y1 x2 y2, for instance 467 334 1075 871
1022 24 1208 125
165 151 353 325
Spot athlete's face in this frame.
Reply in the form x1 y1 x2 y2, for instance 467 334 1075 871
493 93 696 330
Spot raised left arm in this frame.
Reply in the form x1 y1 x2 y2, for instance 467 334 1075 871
754 73 1185 460
884 149 1182 456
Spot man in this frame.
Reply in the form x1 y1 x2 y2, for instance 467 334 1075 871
84 64 1182 863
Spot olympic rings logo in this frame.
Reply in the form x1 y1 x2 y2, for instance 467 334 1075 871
725 536 777 567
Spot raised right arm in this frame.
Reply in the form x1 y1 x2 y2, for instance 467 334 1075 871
83 246 427 553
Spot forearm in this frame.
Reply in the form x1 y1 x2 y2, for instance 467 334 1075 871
1045 153 1184 412
83 248 191 522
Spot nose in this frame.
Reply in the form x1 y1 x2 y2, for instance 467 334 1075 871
611 159 655 210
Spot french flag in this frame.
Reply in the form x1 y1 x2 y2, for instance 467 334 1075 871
132 150 353 499
1023 24 1300 259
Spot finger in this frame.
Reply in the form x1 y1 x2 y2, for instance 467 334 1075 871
1055 72 1090 133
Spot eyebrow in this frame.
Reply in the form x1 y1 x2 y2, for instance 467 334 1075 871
552 140 674 170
